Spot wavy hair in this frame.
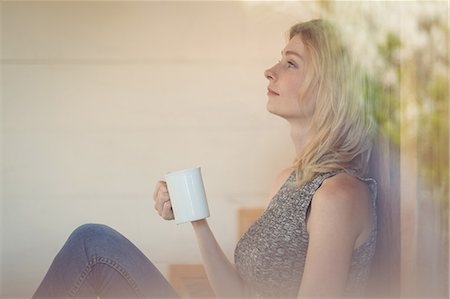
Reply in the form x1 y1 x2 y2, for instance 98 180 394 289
290 19 376 186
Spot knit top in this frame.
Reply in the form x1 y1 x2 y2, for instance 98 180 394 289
234 171 377 298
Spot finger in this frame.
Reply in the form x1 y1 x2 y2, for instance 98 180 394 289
154 196 168 215
156 188 170 213
153 191 163 212
153 181 169 213
162 201 174 220
153 180 166 202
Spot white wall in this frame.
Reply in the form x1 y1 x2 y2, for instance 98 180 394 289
1 2 319 297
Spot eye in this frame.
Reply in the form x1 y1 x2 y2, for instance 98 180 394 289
287 60 297 68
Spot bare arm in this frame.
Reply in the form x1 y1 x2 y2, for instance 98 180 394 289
298 174 372 298
191 219 248 298
153 181 247 298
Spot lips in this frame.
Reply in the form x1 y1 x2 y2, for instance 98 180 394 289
267 87 279 96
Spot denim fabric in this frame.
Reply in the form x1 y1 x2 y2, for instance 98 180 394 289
33 224 180 298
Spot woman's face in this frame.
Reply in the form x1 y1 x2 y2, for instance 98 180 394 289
264 35 315 122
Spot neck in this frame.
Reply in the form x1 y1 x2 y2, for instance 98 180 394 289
289 120 313 159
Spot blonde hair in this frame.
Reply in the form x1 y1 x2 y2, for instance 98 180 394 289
290 19 375 186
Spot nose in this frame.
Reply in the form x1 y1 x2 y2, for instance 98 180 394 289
264 66 276 81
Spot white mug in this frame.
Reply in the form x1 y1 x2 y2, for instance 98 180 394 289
164 167 210 224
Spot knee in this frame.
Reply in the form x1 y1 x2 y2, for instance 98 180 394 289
65 223 131 259
68 223 119 246
72 223 112 235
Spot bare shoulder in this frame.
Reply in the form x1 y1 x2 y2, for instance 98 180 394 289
316 172 371 204
308 172 372 243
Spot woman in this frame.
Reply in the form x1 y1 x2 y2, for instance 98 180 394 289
33 19 379 298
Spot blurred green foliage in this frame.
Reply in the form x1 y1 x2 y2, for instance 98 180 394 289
366 14 448 217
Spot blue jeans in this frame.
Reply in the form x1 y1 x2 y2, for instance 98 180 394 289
33 224 180 298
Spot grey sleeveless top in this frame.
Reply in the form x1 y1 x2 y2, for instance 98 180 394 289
234 171 377 298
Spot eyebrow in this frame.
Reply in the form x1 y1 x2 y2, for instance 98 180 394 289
282 50 304 61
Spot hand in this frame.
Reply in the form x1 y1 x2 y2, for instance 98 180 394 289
153 180 175 220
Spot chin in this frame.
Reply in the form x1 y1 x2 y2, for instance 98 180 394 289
266 102 277 115
266 106 299 122
266 107 286 119
266 101 281 116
